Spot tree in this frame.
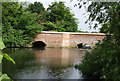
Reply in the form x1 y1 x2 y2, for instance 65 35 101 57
26 2 48 25
76 1 120 48
26 2 45 14
100 22 110 33
2 2 23 27
77 2 120 37
46 1 78 32
2 2 43 47
43 21 65 31
2 2 25 47
75 1 120 81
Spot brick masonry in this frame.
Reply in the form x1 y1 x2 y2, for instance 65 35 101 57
33 31 106 48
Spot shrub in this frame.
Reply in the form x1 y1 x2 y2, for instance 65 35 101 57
75 36 120 80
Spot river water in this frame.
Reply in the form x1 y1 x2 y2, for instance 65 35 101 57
3 48 87 80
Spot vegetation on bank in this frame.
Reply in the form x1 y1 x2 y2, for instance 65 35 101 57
2 2 43 47
75 2 120 81
2 1 80 48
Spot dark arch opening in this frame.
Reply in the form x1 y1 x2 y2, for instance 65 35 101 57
77 43 83 48
32 41 46 48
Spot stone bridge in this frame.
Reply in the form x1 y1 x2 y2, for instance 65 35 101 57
33 31 106 48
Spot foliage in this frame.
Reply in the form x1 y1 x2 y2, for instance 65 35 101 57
26 1 45 14
0 73 10 81
100 22 111 34
76 36 120 80
15 11 43 36
43 22 65 32
2 2 43 47
26 2 47 24
0 38 15 80
2 1 79 47
0 38 15 64
46 1 78 32
15 11 37 29
75 1 120 81
2 25 27 47
43 22 57 31
2 2 23 27
80 2 120 37
0 38 5 50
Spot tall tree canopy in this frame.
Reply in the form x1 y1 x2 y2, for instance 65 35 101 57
26 2 48 25
26 2 45 14
2 2 23 27
2 2 43 47
46 2 78 32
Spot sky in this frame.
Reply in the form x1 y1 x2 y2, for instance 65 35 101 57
19 0 100 32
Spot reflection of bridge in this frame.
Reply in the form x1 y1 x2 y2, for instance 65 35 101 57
34 48 85 66
33 31 106 48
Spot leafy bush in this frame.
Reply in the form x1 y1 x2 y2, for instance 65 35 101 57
75 36 120 80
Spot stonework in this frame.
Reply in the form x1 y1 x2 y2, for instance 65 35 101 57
33 31 106 48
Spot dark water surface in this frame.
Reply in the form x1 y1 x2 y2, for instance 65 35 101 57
2 48 87 80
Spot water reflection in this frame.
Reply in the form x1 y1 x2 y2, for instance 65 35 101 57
34 48 85 66
2 48 85 79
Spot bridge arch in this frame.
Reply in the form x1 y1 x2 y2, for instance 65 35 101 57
77 43 83 48
32 41 46 48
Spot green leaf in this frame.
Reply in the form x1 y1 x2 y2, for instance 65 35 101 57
0 54 3 63
0 73 10 81
0 38 5 50
4 54 15 64
0 72 2 76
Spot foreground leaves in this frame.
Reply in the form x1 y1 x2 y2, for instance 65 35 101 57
3 54 15 64
76 36 120 81
0 38 15 80
0 54 3 63
75 2 120 81
0 38 5 50
0 72 10 80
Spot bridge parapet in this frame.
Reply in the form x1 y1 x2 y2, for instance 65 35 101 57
34 31 106 48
